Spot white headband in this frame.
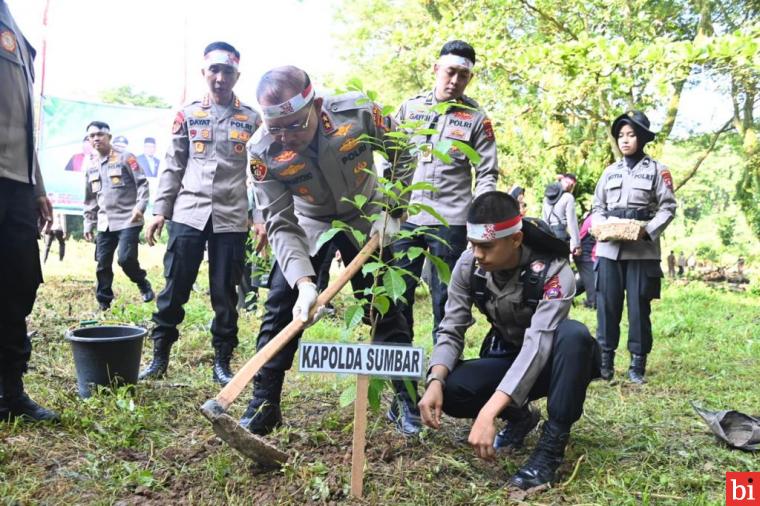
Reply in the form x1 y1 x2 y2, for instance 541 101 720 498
87 126 110 135
260 84 315 119
438 53 474 70
204 49 239 70
467 216 522 241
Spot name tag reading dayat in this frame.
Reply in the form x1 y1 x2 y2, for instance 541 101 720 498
298 343 424 378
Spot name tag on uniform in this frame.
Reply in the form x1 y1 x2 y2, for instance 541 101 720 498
108 166 124 186
88 171 101 193
443 115 473 141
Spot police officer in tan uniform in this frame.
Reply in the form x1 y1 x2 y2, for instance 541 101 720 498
240 66 419 436
83 121 153 311
140 42 261 385
0 0 58 422
592 111 677 384
418 191 599 490
392 40 499 344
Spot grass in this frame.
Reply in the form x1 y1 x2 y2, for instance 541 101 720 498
1 239 759 505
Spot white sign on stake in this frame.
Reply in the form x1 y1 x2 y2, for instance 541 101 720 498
299 342 425 378
298 341 425 498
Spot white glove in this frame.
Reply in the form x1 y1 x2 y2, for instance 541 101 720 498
293 281 319 324
370 211 401 246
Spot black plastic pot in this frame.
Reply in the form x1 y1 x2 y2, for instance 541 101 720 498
65 325 146 398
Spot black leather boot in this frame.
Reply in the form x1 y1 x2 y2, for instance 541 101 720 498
1 370 60 423
509 420 570 490
138 339 172 380
212 345 235 385
239 370 284 436
600 351 615 381
386 380 421 436
139 280 155 303
628 353 647 384
494 403 540 450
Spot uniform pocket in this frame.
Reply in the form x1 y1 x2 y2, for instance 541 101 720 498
162 234 177 278
643 262 663 300
604 178 623 203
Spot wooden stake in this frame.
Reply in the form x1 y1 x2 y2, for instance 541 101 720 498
350 374 370 498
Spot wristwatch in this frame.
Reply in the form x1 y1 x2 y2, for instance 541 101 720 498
425 371 446 390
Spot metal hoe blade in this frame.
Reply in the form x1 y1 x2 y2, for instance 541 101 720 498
201 399 288 466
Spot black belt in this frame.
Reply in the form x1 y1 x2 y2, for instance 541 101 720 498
607 208 654 220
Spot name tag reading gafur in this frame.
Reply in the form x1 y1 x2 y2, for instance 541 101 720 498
298 343 424 378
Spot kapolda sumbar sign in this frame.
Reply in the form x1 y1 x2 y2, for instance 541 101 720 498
298 343 424 378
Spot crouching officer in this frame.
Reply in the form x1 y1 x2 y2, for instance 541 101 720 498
83 121 153 311
592 111 676 383
239 66 418 436
418 191 600 490
141 42 261 385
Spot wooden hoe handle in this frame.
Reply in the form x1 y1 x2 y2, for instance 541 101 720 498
214 234 381 410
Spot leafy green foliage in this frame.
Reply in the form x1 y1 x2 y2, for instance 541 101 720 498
100 85 171 108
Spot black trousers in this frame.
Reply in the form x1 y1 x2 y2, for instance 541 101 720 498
151 220 245 350
596 257 662 355
574 258 596 306
391 223 468 344
442 320 599 426
44 229 65 262
95 226 149 304
0 180 43 392
253 231 411 400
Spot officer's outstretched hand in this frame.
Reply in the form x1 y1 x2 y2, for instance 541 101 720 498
370 210 401 247
36 196 53 234
293 280 319 325
419 383 444 429
146 215 165 246
469 411 498 461
84 231 94 242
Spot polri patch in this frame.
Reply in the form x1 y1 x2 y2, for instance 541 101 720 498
543 275 563 299
172 111 185 134
483 118 495 141
127 155 139 172
661 169 674 191
0 30 16 53
250 158 267 181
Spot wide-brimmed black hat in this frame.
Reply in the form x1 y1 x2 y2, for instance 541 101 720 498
611 110 656 143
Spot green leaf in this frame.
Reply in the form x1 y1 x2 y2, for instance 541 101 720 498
351 229 367 246
367 378 386 411
315 228 341 252
382 268 407 303
361 262 386 276
425 252 452 285
344 304 364 330
399 181 438 195
413 203 449 227
372 295 391 316
432 148 452 164
451 140 481 164
339 382 357 408
406 246 425 260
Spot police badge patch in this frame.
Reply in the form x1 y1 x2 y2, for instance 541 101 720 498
1 30 17 53
543 276 563 299
483 118 495 141
250 158 268 182
172 111 185 134
127 155 139 172
661 169 674 191
530 260 545 273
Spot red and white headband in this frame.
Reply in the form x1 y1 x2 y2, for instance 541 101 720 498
467 215 522 241
438 53 474 70
260 83 315 119
204 50 239 70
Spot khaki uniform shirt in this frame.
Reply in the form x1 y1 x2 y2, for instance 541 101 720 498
83 150 149 233
397 91 499 226
153 94 260 233
0 2 45 196
591 156 677 260
249 92 412 287
430 246 575 406
542 192 581 250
